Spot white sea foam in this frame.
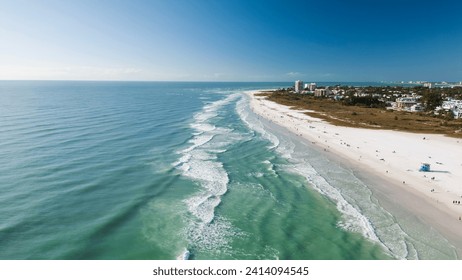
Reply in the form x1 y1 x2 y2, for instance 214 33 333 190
186 215 241 253
185 193 222 224
262 160 277 177
275 137 295 159
182 134 215 153
176 248 190 260
249 172 264 178
236 96 279 149
172 154 191 167
182 152 228 196
175 92 242 252
190 123 216 133
291 162 381 243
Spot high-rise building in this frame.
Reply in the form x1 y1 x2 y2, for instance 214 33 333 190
309 82 317 91
295 80 303 93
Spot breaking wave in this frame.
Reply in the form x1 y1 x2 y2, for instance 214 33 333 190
174 93 244 253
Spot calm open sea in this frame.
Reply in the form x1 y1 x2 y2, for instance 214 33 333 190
0 81 456 259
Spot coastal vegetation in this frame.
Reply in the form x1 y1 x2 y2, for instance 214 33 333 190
258 87 462 138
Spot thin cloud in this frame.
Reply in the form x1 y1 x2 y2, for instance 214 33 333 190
285 72 303 77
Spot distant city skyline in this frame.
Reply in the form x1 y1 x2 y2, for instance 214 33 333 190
1 0 461 82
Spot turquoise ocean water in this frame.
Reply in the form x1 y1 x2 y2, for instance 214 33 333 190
0 81 457 259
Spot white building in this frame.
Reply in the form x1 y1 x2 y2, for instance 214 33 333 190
314 88 332 97
295 80 304 93
304 83 317 91
423 82 433 89
395 97 418 110
410 104 424 112
442 99 462 119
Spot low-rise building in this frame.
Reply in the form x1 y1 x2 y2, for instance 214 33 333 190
442 99 462 119
410 104 424 112
395 97 418 110
314 88 332 97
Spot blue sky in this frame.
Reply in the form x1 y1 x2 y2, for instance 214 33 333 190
0 0 461 81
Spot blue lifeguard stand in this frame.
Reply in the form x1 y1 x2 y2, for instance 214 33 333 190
419 163 430 172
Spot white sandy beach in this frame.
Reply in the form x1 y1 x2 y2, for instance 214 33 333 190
247 90 462 253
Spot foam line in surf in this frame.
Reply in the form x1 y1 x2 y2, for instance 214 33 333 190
177 249 190 260
292 163 381 242
174 92 243 252
236 95 280 149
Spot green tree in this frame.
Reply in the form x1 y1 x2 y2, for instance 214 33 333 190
421 91 442 111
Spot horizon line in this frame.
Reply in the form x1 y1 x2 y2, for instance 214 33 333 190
1 79 460 83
